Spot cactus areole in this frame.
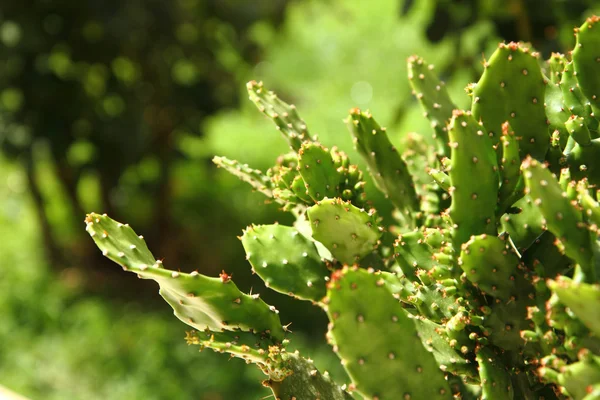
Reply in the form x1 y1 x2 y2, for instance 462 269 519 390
87 17 600 400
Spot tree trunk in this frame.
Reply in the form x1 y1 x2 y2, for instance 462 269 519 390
25 151 61 267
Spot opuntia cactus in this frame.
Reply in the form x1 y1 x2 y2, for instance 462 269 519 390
86 16 600 400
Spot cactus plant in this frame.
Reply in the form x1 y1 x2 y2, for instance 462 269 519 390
86 16 600 400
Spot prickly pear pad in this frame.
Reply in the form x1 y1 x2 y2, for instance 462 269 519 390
560 62 597 131
407 55 456 156
346 108 418 226
553 357 600 399
498 122 522 211
522 158 595 279
297 142 344 202
268 352 354 400
573 16 600 115
448 111 499 247
247 80 312 152
325 267 452 399
549 277 600 337
213 156 273 198
459 234 520 301
85 213 286 340
185 329 273 364
476 348 514 399
394 229 437 281
307 198 381 264
471 42 548 160
241 224 329 302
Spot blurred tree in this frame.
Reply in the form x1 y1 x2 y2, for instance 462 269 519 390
412 0 600 58
0 0 287 268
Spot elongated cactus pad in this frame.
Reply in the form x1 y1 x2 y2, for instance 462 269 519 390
471 42 548 160
560 62 598 131
185 329 274 364
346 108 418 226
566 115 593 147
448 110 499 246
544 78 570 150
247 80 312 152
549 277 600 337
522 157 596 279
476 348 514 399
213 156 273 198
498 122 522 211
548 52 567 84
573 16 600 115
408 55 455 156
85 213 286 341
394 229 437 281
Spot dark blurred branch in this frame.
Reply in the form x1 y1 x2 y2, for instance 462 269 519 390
25 150 61 267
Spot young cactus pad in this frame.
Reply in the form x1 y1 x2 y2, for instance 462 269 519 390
85 213 286 339
87 16 600 400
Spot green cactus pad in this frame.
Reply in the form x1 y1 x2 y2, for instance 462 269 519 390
414 317 476 377
549 277 600 337
428 168 451 192
267 352 354 400
548 52 567 84
573 16 600 116
411 283 460 323
521 231 573 279
326 267 451 400
241 224 329 302
270 165 296 190
307 198 381 264
186 329 273 364
459 234 520 301
501 196 544 252
566 115 593 147
402 133 446 216
346 108 418 226
545 79 570 151
213 156 273 198
476 348 514 399
565 137 600 187
297 142 343 202
448 110 499 247
578 185 600 227
394 229 436 282
290 174 314 204
85 213 286 341
560 61 598 131
483 296 533 352
498 122 522 211
247 80 312 152
558 357 600 400
471 42 548 160
407 55 456 155
522 157 595 279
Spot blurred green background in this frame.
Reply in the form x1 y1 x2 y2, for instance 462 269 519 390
1 0 598 398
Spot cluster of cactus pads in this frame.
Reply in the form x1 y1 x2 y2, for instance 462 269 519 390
85 16 600 400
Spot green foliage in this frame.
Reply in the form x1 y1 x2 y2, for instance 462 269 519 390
0 158 267 400
87 12 600 400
